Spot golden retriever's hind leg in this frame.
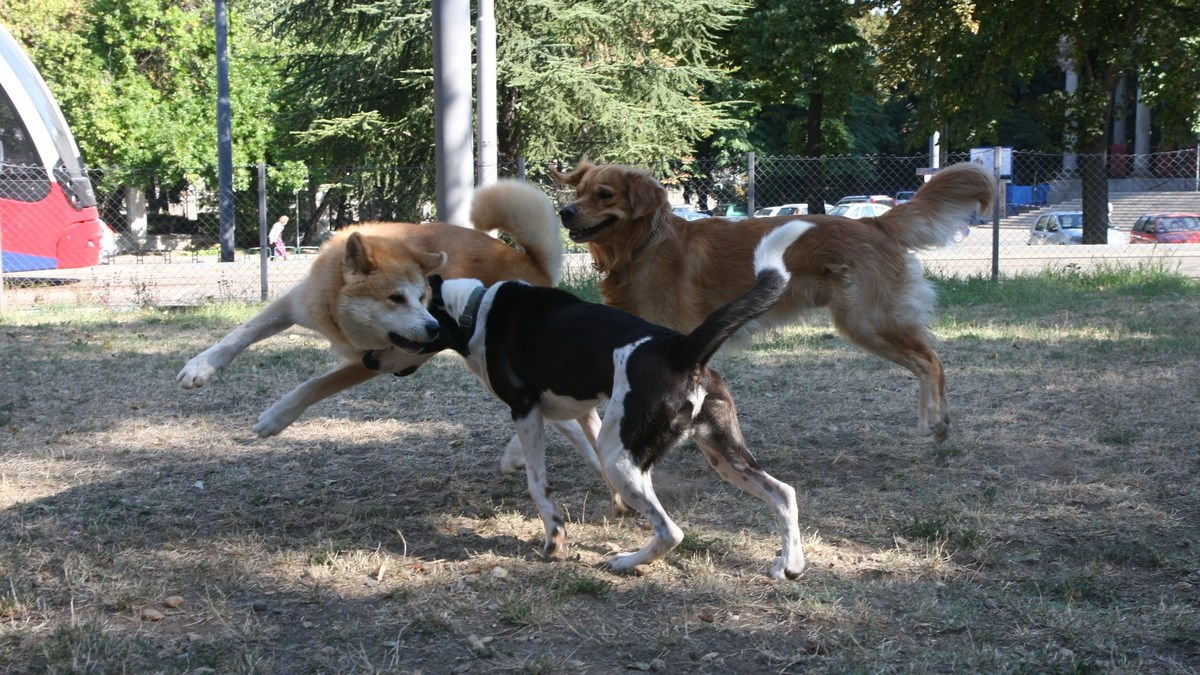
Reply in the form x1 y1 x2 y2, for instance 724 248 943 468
835 315 950 442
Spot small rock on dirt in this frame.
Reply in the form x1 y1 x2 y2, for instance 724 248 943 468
141 608 165 621
163 595 185 609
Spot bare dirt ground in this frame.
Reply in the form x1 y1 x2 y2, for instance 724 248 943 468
1 276 1198 673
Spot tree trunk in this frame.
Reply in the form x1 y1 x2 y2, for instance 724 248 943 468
805 91 825 158
1079 135 1110 245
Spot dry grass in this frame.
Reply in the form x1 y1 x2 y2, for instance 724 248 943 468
0 269 1198 673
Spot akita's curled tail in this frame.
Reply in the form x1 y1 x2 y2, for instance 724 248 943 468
471 180 563 285
881 162 995 250
673 220 813 369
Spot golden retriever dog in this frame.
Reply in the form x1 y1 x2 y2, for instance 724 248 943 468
551 160 994 442
177 180 561 438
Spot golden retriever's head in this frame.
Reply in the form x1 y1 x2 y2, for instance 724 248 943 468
336 230 447 352
549 157 668 247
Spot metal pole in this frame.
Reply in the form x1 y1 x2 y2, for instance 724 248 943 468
517 156 526 182
991 147 1002 282
432 0 474 226
257 162 268 300
929 131 941 181
746 152 756 216
475 0 497 187
0 207 6 314
215 0 236 262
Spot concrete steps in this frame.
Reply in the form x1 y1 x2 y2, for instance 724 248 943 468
1000 191 1200 230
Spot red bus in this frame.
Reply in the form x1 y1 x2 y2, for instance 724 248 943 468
1 24 104 273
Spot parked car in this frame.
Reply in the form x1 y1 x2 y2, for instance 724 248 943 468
1027 211 1120 245
753 203 808 217
835 194 896 208
711 203 748 221
98 219 119 262
671 205 709 221
1129 212 1200 244
827 202 892 219
894 190 917 204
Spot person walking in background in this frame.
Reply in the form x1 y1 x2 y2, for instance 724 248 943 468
269 215 289 260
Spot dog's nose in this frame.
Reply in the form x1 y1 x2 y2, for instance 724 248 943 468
559 204 577 226
424 320 440 341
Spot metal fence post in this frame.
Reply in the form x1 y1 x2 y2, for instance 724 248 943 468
747 152 756 216
518 156 526 182
258 162 268 301
215 0 236 263
0 207 5 314
991 147 1002 282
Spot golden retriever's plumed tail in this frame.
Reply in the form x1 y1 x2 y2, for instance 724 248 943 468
881 162 995 250
471 180 563 286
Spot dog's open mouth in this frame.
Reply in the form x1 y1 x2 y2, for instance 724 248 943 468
387 332 436 353
566 216 618 243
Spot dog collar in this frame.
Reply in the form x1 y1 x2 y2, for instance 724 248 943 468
633 222 658 256
457 285 487 336
635 211 672 256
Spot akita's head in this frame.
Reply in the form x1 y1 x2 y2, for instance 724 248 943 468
336 231 447 352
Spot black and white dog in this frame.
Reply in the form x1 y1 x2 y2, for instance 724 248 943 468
411 220 813 579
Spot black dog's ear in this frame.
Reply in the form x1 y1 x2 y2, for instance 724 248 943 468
428 304 469 355
428 275 445 308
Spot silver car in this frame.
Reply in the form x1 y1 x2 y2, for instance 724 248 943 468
1027 211 1119 245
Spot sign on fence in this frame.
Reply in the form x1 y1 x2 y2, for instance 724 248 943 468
970 147 1013 177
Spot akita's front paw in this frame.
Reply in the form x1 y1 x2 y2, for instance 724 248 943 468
177 356 219 389
252 406 299 438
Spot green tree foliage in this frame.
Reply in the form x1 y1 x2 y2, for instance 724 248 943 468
276 0 749 169
3 0 280 188
878 0 1200 244
727 0 873 157
497 0 748 164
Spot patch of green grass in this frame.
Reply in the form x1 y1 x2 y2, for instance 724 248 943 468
405 609 454 635
1027 566 1115 605
498 602 534 625
1094 425 1137 446
559 273 603 304
934 262 1199 316
307 546 344 567
672 530 731 558
900 516 951 543
899 514 992 555
551 570 613 599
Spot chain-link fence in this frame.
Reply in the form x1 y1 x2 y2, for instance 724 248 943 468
3 149 1199 310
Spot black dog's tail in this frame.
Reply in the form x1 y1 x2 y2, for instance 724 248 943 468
673 220 813 369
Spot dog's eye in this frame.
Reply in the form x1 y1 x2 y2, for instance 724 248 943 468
388 294 407 305
597 187 613 201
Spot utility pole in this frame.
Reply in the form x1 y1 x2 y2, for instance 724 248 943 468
215 0 235 261
476 0 497 186
432 0 474 226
